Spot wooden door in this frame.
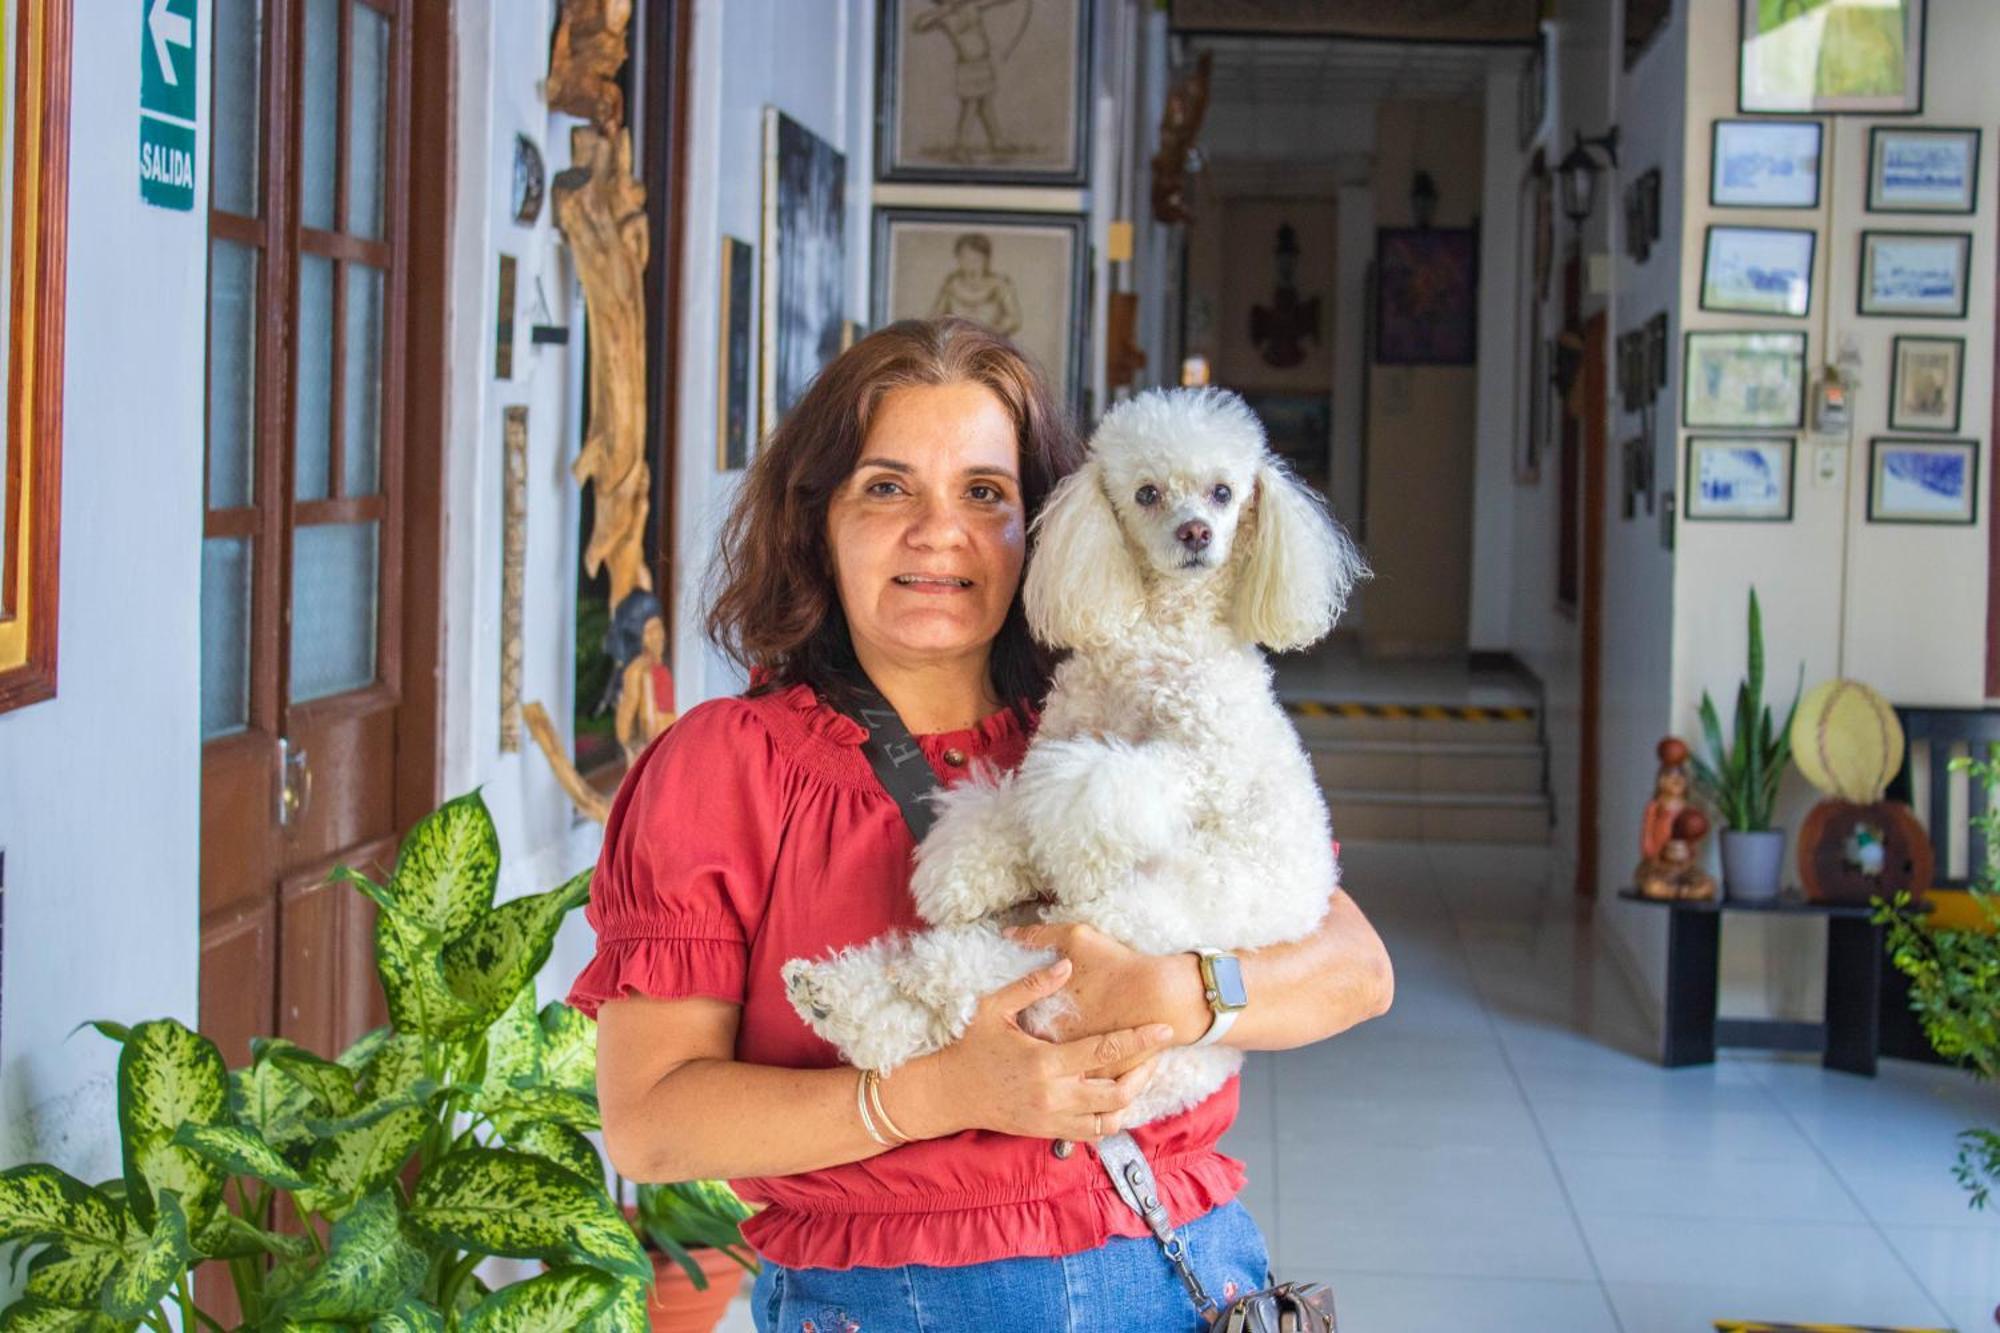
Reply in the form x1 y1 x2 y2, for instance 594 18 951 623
199 0 413 1072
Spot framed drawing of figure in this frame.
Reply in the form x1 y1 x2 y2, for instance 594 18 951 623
1 0 73 714
877 0 1092 185
872 207 1088 404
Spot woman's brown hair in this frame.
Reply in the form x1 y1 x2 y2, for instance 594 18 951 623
705 317 1084 717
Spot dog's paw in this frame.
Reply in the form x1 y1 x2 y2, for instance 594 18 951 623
781 957 835 1024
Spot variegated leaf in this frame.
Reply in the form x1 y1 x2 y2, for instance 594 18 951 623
356 1032 431 1106
404 1148 647 1281
377 906 482 1040
388 790 500 938
0 1297 124 1331
459 1265 620 1333
230 1058 319 1156
475 1086 599 1132
334 1022 394 1075
297 1102 429 1218
576 1277 648 1333
117 1020 229 1233
192 1208 314 1262
304 1083 437 1138
172 1122 311 1189
278 1189 425 1321
100 1189 191 1320
484 986 543 1087
496 1119 602 1185
327 863 396 915
374 1301 448 1333
536 1002 597 1095
439 872 592 1029
0 1166 122 1250
251 1038 362 1118
21 1245 120 1309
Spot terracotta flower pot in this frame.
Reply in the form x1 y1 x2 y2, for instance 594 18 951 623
647 1245 748 1333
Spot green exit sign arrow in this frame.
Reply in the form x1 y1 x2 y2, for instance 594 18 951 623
139 0 198 211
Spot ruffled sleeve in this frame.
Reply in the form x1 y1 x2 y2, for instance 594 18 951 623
566 698 786 1017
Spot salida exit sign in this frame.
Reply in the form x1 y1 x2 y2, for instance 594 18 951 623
139 0 198 211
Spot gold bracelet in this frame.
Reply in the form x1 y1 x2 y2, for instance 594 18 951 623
855 1067 894 1148
865 1068 913 1145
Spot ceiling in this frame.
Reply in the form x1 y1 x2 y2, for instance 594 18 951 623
1189 34 1502 109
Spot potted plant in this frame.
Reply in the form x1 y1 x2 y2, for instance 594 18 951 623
0 791 651 1331
1690 587 1803 901
1876 744 2000 1214
629 1179 758 1331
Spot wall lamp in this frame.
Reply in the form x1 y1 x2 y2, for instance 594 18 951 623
1556 127 1621 227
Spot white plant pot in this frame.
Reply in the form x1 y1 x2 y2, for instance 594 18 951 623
1720 828 1786 902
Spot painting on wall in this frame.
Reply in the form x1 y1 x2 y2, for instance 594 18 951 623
1685 436 1796 521
1739 0 1925 114
1858 229 1970 318
1868 125 1979 213
1700 226 1815 317
718 236 754 470
1 0 72 715
1683 330 1807 429
872 206 1088 404
1711 119 1822 208
1236 391 1331 497
1374 228 1478 367
1889 334 1963 433
877 0 1091 185
1867 437 1977 524
761 108 847 436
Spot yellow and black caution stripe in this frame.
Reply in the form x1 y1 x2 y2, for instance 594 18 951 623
1714 1323 1955 1332
1284 700 1535 724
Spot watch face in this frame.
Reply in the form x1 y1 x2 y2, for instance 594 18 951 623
1208 953 1249 1010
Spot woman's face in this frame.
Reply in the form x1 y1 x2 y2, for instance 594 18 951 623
826 380 1026 676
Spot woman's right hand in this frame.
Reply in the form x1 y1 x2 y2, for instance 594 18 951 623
887 958 1176 1143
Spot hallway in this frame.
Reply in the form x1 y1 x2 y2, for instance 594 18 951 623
1226 838 2000 1332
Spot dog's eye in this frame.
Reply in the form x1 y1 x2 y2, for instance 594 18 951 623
1211 484 1233 505
1134 484 1160 507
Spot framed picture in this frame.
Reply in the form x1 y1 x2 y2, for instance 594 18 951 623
1889 335 1964 433
1868 125 1980 213
876 0 1091 185
1374 228 1478 366
1686 437 1797 521
1647 311 1670 391
1684 330 1807 429
761 109 847 435
1867 437 1978 524
1738 0 1925 115
1700 226 1815 317
1858 229 1970 318
1711 119 1822 208
717 236 754 471
1625 0 1671 70
1 0 73 714
871 207 1089 404
1623 168 1662 262
1236 391 1331 496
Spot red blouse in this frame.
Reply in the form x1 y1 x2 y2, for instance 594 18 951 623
565 682 1251 1271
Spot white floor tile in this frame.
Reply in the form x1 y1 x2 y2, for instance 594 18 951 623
1318 1272 1621 1333
1554 1148 1869 1223
1882 1223 2000 1333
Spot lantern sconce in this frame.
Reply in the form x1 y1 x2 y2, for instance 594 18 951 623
1556 127 1621 228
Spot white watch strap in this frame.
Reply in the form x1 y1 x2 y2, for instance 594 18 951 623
1191 1005 1238 1048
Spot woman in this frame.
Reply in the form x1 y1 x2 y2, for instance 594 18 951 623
569 318 1393 1330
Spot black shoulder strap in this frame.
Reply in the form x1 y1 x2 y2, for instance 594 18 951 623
827 677 942 842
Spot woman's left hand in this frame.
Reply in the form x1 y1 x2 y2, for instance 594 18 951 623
1004 922 1208 1073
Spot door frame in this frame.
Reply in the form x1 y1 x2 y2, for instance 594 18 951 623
1577 311 1607 898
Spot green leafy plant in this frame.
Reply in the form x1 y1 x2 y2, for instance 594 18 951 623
1689 587 1803 832
0 791 650 1331
1876 744 2000 1210
631 1180 757 1292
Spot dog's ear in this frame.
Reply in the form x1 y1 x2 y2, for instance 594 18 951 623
1230 462 1369 650
1025 461 1146 649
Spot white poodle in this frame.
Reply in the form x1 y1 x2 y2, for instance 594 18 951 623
783 387 1368 1126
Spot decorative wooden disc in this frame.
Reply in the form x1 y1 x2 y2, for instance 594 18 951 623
1798 800 1932 906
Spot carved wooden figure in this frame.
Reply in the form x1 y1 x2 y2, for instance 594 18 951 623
547 0 632 133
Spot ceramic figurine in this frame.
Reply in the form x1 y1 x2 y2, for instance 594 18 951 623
1635 736 1692 888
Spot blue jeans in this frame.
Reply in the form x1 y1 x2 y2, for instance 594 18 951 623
750 1200 1272 1332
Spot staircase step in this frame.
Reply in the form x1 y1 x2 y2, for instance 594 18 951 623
1322 789 1552 845
1307 739 1544 796
1284 699 1540 746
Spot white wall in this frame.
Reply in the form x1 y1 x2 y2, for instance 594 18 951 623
0 4 212 1175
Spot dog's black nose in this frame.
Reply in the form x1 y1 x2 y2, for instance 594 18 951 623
1176 519 1212 551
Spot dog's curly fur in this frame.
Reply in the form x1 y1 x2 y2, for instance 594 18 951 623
783 388 1369 1125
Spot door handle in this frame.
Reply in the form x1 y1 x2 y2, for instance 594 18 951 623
277 737 313 827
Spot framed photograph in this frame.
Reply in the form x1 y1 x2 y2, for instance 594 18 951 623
1889 335 1964 432
1739 0 1925 115
872 207 1089 404
1375 228 1478 366
1684 330 1807 429
1867 437 1978 524
1700 225 1815 317
1647 311 1670 391
876 0 1091 185
761 109 847 435
1 0 73 714
1858 229 1969 318
717 236 754 471
1868 126 1979 213
1711 119 1822 208
1686 436 1797 521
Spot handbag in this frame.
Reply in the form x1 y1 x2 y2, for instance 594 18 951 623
829 672 1338 1331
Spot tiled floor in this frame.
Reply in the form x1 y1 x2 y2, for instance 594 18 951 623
721 837 2000 1331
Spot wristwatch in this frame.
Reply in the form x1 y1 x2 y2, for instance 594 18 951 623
1190 948 1248 1047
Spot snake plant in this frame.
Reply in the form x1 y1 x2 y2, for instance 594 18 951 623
0 791 650 1331
633 1179 757 1292
1689 587 1803 832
